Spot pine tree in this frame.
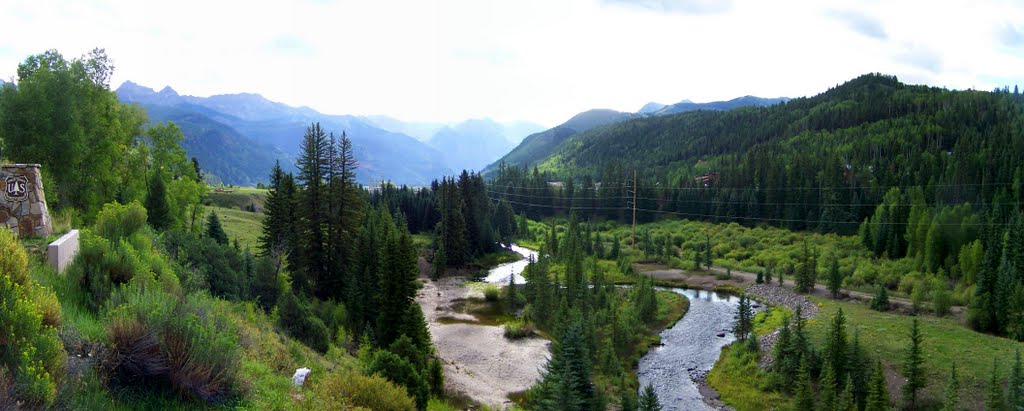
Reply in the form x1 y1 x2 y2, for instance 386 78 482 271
837 378 857 411
794 359 815 411
610 235 621 259
828 255 843 298
756 270 764 284
825 308 848 384
206 211 228 245
259 161 292 260
735 294 753 341
820 359 838 411
704 232 713 270
871 284 890 311
865 360 890 411
145 170 170 230
638 383 662 411
941 364 960 411
507 272 518 313
988 359 1005 411
902 318 926 409
764 265 773 284
795 241 817 293
1010 349 1022 410
294 123 329 295
620 386 638 411
848 330 869 409
432 242 446 281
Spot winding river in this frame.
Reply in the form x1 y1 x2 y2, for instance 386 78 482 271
482 245 738 410
638 288 738 411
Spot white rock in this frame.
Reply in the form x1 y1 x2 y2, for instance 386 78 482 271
292 367 311 387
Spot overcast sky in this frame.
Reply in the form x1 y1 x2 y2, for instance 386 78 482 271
2 0 1023 127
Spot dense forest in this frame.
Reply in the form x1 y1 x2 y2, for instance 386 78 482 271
489 74 1024 341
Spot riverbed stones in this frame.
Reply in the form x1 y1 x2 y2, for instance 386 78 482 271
0 164 53 237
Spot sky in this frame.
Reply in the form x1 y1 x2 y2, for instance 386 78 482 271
2 0 1023 127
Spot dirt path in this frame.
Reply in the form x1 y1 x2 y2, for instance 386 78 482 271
417 276 550 409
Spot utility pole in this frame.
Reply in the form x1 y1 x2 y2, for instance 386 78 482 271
632 169 637 250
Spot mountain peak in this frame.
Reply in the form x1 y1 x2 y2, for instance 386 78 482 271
158 85 178 96
638 102 667 114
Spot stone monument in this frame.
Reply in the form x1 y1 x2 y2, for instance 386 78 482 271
1 164 53 237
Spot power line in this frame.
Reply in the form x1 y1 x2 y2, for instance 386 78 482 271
485 181 1018 192
487 195 1014 227
486 189 1023 208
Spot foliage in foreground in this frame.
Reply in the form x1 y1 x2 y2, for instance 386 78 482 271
0 229 66 406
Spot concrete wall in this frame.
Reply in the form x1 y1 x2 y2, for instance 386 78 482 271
1 164 53 237
47 229 79 274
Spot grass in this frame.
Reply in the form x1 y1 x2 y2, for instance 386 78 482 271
205 188 268 211
752 305 792 337
806 296 1024 406
206 206 263 249
706 344 792 411
471 248 522 270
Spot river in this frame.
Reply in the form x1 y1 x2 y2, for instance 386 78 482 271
481 245 738 410
638 288 738 411
481 244 538 285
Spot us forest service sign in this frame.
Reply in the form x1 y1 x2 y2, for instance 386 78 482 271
4 175 28 202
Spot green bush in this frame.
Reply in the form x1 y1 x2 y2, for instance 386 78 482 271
94 201 147 242
276 291 330 353
364 350 429 410
483 285 500 302
68 230 177 311
101 284 242 404
503 319 535 339
0 230 66 407
310 369 416 411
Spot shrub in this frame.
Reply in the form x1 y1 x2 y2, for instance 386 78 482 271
483 284 500 302
0 230 66 407
277 291 330 353
503 319 535 339
364 350 429 410
94 201 147 242
68 232 152 310
310 369 416 411
101 284 242 404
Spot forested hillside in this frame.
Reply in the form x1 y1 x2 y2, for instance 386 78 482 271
492 74 1023 233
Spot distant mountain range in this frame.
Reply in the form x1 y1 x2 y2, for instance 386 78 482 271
117 82 451 186
364 117 544 172
485 95 788 174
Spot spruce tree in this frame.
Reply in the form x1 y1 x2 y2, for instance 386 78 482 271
820 359 838 411
295 123 329 295
826 308 848 383
871 284 890 311
941 364 960 411
432 242 446 281
837 378 857 411
1010 349 1022 410
206 211 228 245
794 359 815 411
259 161 292 261
902 318 925 409
638 383 662 411
988 359 1005 411
610 235 621 259
704 232 713 270
848 330 869 409
144 170 170 230
865 360 890 411
828 255 842 298
735 294 753 342
620 387 638 411
756 270 764 284
764 265 773 284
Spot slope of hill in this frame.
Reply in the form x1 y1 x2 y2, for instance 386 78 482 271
424 118 545 172
651 95 788 115
492 73 1024 234
487 109 635 172
117 82 449 185
486 95 789 174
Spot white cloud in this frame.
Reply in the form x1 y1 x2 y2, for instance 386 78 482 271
1 0 1023 127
